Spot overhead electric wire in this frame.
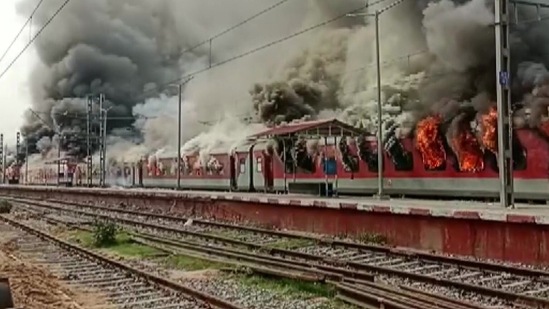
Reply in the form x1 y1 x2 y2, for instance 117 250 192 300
0 0 72 81
0 0 45 65
180 0 291 55
136 0 392 100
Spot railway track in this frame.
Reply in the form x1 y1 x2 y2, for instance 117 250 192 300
0 213 244 309
3 209 488 309
334 281 487 309
6 196 549 308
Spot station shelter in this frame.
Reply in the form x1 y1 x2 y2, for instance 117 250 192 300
250 118 367 197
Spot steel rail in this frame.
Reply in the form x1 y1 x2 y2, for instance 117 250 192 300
29 197 549 279
20 207 480 309
7 197 549 308
0 214 246 309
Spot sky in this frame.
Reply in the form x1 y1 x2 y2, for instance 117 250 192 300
0 0 36 146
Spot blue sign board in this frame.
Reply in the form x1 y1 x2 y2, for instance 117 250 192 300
499 71 509 86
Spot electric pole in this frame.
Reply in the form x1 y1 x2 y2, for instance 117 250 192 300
2 145 5 185
98 93 106 187
0 134 3 184
16 132 21 184
57 135 61 185
495 0 514 208
347 0 408 199
25 142 28 185
174 76 194 190
86 96 93 187
177 84 182 190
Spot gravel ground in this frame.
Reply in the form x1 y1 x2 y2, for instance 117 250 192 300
12 200 549 308
124 257 354 309
35 199 549 273
181 274 349 309
10 208 357 309
377 275 514 308
0 228 108 309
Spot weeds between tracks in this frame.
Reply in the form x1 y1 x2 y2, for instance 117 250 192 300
57 218 355 309
9 196 549 309
0 200 12 214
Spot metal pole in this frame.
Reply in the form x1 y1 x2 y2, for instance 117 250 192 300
16 132 20 184
374 10 386 198
87 96 92 187
177 84 182 190
0 134 3 184
99 94 105 187
495 0 514 208
2 145 5 185
16 132 20 166
103 108 107 187
25 143 28 185
57 136 61 185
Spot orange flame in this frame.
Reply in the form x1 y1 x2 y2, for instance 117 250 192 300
452 125 484 172
416 116 446 169
480 106 497 153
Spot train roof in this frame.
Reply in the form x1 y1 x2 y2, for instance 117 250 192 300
45 156 83 165
251 118 367 139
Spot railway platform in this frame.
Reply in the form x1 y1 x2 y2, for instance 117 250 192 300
1 185 548 265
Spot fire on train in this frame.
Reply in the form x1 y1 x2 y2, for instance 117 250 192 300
15 118 549 201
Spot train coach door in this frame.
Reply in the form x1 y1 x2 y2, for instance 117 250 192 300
137 160 143 187
264 154 274 191
230 155 237 191
131 165 136 187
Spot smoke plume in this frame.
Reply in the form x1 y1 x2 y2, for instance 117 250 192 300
17 0 549 163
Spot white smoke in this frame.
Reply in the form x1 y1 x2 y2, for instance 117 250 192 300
19 0 549 162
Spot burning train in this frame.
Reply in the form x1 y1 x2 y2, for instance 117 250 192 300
17 114 549 201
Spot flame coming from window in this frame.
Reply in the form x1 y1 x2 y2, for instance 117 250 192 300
480 106 498 153
416 116 446 169
452 126 484 172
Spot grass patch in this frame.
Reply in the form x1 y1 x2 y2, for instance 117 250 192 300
163 255 225 271
237 274 357 309
239 274 334 298
67 229 161 258
266 238 314 250
206 229 242 239
0 199 12 214
356 232 387 245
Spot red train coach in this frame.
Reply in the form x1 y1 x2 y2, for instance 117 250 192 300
21 118 549 201
138 118 549 201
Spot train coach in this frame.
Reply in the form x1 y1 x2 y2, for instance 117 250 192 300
19 119 549 201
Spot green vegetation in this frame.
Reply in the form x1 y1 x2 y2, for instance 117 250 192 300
206 229 242 239
68 227 161 258
163 255 225 271
265 238 315 250
92 220 118 247
356 232 387 245
239 274 335 298
0 200 12 214
235 274 355 309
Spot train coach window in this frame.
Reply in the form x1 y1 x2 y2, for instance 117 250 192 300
239 159 245 174
342 155 359 173
256 157 263 173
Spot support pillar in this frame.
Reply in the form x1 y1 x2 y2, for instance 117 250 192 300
98 94 105 187
86 96 93 187
495 0 514 208
0 134 3 184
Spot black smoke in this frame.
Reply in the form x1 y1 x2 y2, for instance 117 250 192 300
17 0 302 158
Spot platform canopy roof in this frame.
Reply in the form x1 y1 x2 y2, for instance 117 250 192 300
45 156 83 165
250 118 367 139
